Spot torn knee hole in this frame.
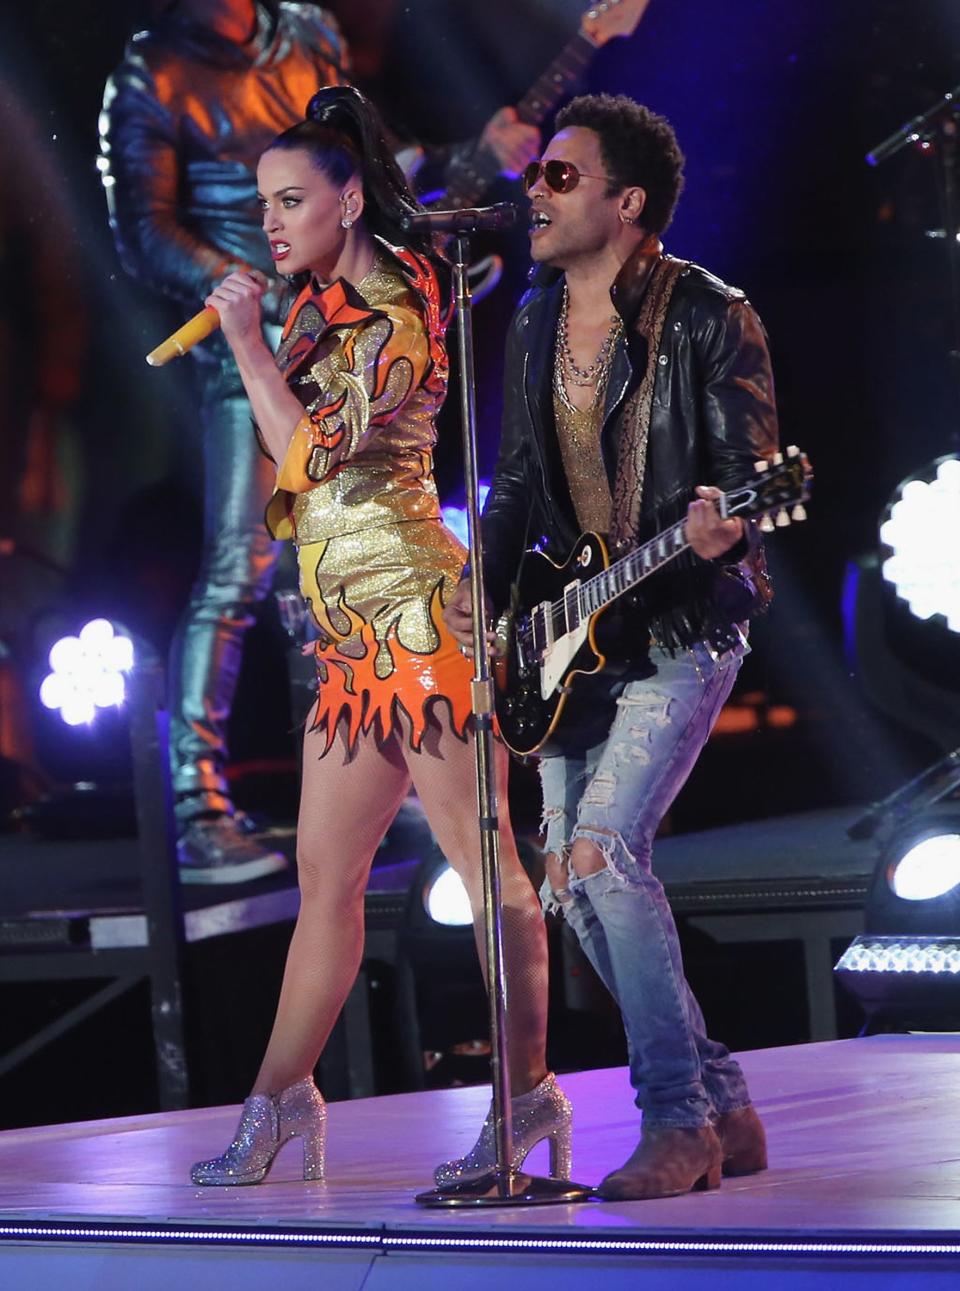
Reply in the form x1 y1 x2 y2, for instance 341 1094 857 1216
569 834 613 879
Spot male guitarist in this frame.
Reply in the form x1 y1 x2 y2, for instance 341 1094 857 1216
445 93 779 1199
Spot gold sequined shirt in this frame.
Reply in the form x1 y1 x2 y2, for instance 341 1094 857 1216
553 382 613 534
265 241 450 545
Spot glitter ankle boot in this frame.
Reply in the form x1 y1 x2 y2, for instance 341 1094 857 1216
191 1077 326 1185
433 1072 572 1187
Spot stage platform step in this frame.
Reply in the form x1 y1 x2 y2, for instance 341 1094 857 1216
1 1034 959 1287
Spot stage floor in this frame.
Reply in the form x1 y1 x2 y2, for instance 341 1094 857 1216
1 1034 959 1286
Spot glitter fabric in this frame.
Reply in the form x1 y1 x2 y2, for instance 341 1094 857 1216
191 1077 326 1186
553 389 612 534
262 243 473 755
301 574 473 754
432 1072 573 1187
266 244 449 545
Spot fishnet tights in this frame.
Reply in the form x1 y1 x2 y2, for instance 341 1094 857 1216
253 709 549 1097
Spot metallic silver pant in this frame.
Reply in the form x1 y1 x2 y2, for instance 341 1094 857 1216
168 366 282 822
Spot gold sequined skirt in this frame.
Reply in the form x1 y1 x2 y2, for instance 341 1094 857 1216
297 519 473 753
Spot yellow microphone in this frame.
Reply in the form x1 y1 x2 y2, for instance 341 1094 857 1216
145 271 270 366
145 306 220 367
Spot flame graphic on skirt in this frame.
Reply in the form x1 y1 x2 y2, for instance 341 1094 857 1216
308 583 473 754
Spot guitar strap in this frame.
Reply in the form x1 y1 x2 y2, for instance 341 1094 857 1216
610 255 687 549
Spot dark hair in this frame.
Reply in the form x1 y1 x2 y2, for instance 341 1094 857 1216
266 86 439 268
555 94 685 234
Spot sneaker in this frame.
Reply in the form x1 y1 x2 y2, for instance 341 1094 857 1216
177 815 288 885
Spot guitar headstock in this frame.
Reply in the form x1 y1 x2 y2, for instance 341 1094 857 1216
581 0 652 47
726 446 813 532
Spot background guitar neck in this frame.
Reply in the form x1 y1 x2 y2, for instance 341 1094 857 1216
443 32 597 210
515 33 598 125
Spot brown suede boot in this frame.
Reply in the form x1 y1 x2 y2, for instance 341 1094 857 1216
596 1124 722 1200
714 1105 768 1176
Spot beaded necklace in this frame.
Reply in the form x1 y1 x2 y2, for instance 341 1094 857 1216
555 284 623 397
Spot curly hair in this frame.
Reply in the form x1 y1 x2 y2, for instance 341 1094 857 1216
555 94 685 234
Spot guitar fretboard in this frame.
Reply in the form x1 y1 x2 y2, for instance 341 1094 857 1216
516 34 597 125
528 520 689 657
510 457 810 686
585 520 688 613
444 33 597 209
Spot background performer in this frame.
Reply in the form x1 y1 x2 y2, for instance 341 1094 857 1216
100 0 539 882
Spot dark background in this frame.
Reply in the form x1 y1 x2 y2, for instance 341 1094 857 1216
1 1 959 1123
2 0 958 793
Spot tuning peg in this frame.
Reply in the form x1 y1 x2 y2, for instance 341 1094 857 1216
772 451 784 466
754 459 770 473
786 444 800 458
791 503 807 522
775 508 790 527
759 514 775 533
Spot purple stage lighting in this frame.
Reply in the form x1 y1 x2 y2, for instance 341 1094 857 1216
38 619 135 727
441 483 490 548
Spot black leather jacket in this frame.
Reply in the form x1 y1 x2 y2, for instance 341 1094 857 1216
481 244 780 652
99 2 346 370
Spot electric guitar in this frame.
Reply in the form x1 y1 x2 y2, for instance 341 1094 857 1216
493 448 812 757
442 0 652 210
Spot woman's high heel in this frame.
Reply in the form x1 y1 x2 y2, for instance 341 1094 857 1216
433 1072 573 1187
191 1076 326 1186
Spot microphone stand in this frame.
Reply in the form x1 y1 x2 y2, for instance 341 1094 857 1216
933 112 960 445
867 87 960 446
414 232 590 1208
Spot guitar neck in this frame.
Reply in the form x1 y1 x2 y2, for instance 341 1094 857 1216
581 520 689 618
443 32 597 210
515 33 598 126
527 518 690 660
522 451 809 668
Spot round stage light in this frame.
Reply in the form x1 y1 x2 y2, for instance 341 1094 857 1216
38 619 136 727
880 455 960 632
889 833 960 901
423 862 473 927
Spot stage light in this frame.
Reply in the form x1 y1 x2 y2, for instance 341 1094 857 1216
423 862 473 927
441 483 489 548
867 814 960 936
38 619 135 727
834 931 960 1030
835 808 960 1030
842 469 960 751
836 936 960 975
889 833 960 901
399 847 486 1086
880 454 960 632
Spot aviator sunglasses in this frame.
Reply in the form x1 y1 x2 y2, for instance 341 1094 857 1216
522 158 610 195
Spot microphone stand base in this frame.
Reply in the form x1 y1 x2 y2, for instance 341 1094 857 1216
415 1169 593 1208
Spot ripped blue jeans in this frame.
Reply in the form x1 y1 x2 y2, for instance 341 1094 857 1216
540 635 752 1130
